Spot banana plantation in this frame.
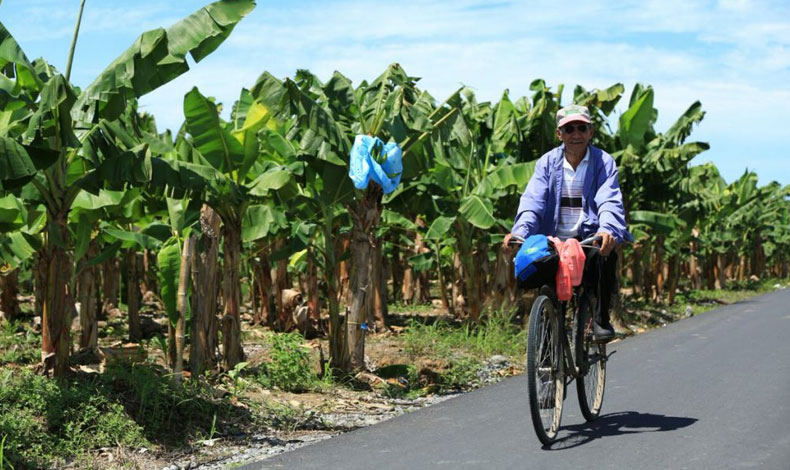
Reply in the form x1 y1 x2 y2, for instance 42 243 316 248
1 0 790 385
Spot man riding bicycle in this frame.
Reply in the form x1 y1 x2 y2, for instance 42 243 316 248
503 104 632 342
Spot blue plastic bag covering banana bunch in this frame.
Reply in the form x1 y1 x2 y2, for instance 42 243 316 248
348 135 403 194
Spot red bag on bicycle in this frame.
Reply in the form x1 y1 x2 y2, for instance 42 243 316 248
562 238 586 286
549 237 586 301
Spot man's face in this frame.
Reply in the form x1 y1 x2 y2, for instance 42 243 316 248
556 120 593 154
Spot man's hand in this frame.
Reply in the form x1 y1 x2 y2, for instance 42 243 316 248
503 233 518 252
595 232 615 256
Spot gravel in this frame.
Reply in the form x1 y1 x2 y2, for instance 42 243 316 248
163 358 510 469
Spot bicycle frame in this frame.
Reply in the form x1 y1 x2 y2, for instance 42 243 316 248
538 240 607 386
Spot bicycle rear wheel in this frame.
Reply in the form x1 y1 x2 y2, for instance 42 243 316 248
527 295 564 445
575 294 606 421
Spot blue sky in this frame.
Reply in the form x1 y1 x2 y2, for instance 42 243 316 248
2 0 788 186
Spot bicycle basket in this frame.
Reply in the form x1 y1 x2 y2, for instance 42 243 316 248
514 234 559 289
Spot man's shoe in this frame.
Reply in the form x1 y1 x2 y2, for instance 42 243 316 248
592 321 615 343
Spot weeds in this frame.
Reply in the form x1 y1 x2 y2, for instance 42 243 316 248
0 321 39 365
0 368 147 470
0 434 13 470
257 332 322 392
0 363 256 469
404 309 524 361
224 361 252 398
402 308 524 392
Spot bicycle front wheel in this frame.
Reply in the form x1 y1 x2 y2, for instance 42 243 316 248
575 295 606 421
527 295 564 445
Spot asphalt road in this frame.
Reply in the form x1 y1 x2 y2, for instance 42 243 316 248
242 289 790 469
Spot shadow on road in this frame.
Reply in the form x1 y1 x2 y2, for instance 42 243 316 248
545 411 698 450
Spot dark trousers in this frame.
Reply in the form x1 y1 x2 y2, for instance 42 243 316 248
582 249 618 325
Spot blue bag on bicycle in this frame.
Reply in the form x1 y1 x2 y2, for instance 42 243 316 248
514 234 559 289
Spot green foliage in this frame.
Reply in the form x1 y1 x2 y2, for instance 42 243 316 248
224 361 251 397
101 364 237 442
257 332 320 392
404 310 524 361
402 310 524 391
0 368 147 469
0 434 14 470
73 0 256 123
0 321 39 365
157 237 183 327
440 356 481 391
0 361 261 468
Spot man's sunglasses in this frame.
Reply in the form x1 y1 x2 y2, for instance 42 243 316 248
560 123 590 134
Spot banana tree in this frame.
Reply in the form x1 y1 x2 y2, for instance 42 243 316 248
0 0 255 377
611 84 710 300
174 85 297 370
0 194 44 322
248 65 460 372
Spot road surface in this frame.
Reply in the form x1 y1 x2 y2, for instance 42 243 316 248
241 289 790 469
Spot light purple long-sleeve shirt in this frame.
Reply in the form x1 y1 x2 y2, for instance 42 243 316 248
511 144 633 244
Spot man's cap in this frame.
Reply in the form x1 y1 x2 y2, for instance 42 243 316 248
556 104 592 128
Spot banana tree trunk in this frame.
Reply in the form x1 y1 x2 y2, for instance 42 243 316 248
34 252 45 321
476 239 490 309
140 249 157 297
346 186 382 372
452 252 464 315
126 250 142 342
631 245 643 297
190 205 221 377
221 221 244 370
752 235 765 277
655 237 665 301
306 250 320 326
273 237 289 331
401 263 414 304
337 233 351 306
457 223 482 322
390 239 403 304
370 238 387 330
102 256 120 316
252 245 275 327
738 255 747 282
413 219 432 304
174 236 194 382
667 255 680 305
40 209 72 377
715 253 726 289
77 242 98 349
490 245 515 312
689 240 701 290
0 269 22 322
436 246 453 315
326 224 346 372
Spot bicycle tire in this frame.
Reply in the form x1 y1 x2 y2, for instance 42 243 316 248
575 294 606 421
527 295 564 445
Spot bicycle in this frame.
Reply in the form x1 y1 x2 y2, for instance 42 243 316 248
509 235 610 445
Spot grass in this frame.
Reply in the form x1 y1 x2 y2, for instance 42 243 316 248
0 363 255 470
0 368 147 469
0 321 39 366
618 278 788 327
401 308 525 392
255 331 331 393
403 309 524 361
388 302 437 315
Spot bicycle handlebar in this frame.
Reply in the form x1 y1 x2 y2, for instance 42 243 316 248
579 235 602 246
506 235 526 247
506 235 602 248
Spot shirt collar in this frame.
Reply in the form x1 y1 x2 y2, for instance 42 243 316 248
562 146 590 170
